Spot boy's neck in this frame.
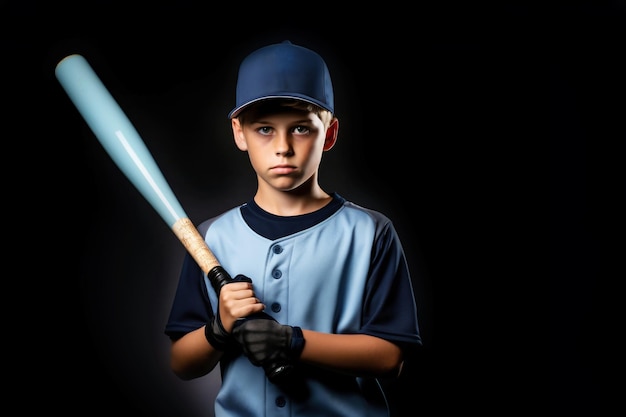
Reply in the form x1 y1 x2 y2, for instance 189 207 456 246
254 185 332 216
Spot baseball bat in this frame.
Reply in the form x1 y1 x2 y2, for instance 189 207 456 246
55 54 231 289
55 54 295 382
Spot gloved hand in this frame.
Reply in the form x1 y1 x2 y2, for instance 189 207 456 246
232 314 305 382
204 272 255 351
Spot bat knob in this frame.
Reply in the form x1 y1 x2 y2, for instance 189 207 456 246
266 363 295 384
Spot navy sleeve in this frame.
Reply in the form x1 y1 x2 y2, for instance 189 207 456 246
164 252 214 340
362 220 422 349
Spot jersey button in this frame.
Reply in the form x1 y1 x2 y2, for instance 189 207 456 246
272 245 283 254
271 302 281 313
272 269 282 279
275 395 286 407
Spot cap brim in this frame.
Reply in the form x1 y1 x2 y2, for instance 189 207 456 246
228 94 333 119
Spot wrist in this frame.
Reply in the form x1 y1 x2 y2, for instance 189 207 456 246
289 326 305 359
205 315 231 351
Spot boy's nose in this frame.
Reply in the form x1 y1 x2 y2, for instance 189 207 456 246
274 133 293 156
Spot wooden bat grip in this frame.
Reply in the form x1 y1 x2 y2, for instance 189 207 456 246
172 217 220 274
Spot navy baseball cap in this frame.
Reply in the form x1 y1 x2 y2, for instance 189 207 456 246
228 40 334 119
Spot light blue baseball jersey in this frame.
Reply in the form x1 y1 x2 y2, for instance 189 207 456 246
165 193 421 417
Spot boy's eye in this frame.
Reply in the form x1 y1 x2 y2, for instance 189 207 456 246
254 125 312 135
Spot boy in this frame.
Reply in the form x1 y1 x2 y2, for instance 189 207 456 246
164 40 421 416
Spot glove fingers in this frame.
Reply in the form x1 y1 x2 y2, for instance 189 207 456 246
232 318 291 365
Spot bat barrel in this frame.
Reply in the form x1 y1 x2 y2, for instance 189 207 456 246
55 54 186 228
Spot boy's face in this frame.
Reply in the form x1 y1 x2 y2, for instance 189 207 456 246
231 105 337 193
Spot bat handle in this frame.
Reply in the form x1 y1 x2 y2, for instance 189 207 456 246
206 265 243 291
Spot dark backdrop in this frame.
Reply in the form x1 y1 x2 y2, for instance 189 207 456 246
6 1 610 416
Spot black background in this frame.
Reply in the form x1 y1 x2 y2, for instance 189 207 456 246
4 1 620 416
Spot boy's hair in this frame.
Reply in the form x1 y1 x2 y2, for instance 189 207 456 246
236 99 334 128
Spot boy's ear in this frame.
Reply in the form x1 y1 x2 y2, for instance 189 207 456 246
231 118 248 151
323 118 339 151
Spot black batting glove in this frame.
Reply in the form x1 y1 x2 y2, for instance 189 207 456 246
232 314 305 382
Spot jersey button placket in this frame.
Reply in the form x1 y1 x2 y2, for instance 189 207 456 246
267 243 288 321
271 245 283 313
